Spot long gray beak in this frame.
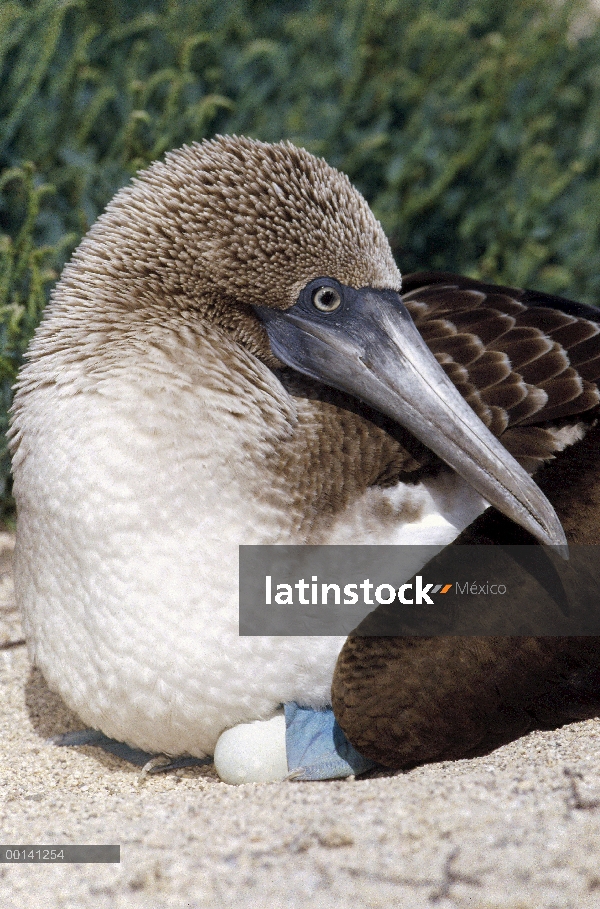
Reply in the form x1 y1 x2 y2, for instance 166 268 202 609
255 284 567 551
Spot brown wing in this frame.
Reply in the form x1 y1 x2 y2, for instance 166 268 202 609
402 272 600 472
332 273 600 772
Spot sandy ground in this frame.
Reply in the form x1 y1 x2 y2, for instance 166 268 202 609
2 533 600 908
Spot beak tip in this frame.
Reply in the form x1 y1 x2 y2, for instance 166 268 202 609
540 520 569 559
550 540 570 561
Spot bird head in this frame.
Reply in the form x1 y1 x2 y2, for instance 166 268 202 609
55 135 566 550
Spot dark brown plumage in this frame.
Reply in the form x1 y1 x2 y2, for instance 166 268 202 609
332 272 600 770
403 273 600 472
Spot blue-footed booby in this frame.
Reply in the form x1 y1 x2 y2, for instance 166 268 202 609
8 137 599 780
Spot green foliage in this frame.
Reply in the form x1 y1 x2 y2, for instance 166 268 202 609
1 0 600 517
0 164 73 512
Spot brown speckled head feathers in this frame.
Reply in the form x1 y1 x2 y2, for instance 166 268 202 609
61 135 400 311
32 136 400 368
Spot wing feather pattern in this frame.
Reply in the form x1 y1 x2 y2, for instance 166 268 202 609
401 273 600 473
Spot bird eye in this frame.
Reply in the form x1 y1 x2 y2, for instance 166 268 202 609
312 286 342 312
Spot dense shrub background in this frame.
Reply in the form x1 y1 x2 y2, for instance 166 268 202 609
2 0 600 518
